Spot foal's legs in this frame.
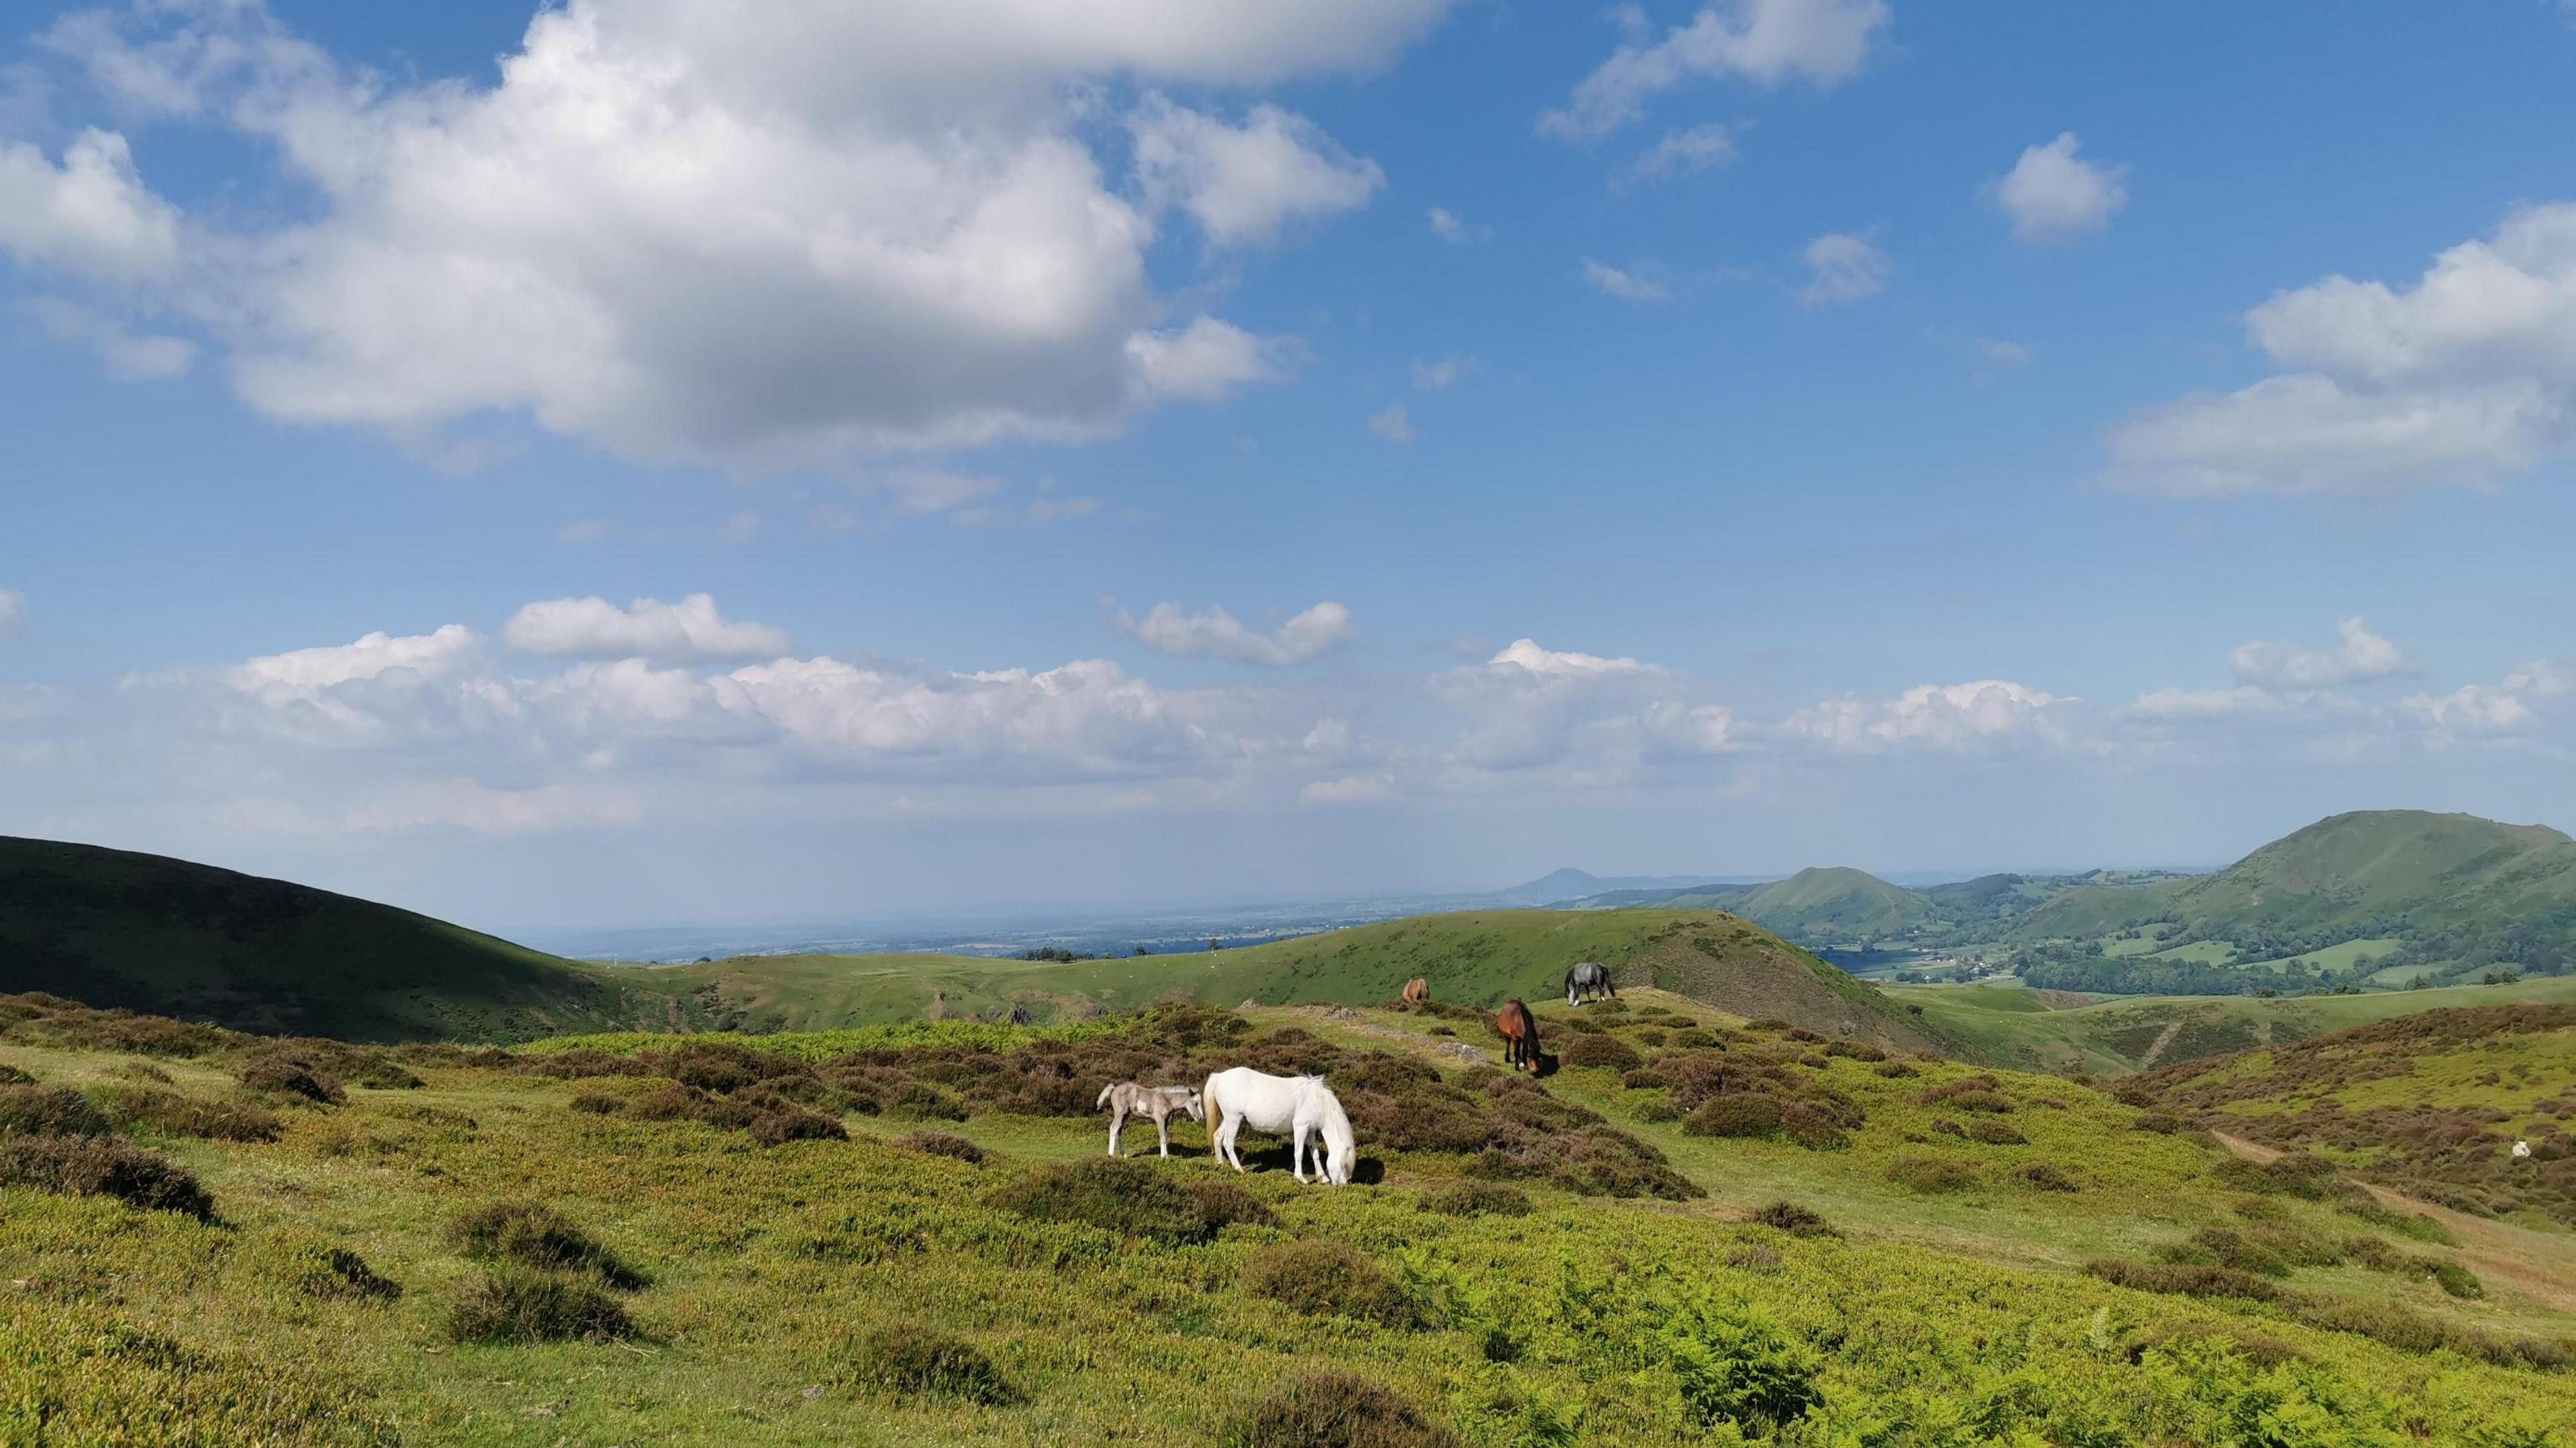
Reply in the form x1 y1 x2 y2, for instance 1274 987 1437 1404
1291 1120 1310 1183
1106 1103 1126 1157
1155 1110 1171 1158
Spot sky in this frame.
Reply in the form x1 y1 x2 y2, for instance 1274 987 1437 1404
4 0 2576 934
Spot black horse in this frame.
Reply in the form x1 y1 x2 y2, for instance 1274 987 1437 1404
1563 960 1617 1005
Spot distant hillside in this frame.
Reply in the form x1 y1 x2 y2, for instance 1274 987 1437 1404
1728 867 1929 938
1887 974 2576 1076
1500 867 1731 903
0 836 682 1042
659 908 1945 1053
2135 1000 2576 1225
2012 812 2576 989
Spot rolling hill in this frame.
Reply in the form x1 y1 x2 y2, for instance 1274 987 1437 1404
0 836 686 1043
2012 811 2576 986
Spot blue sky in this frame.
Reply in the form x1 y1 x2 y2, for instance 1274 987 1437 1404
4 0 2576 932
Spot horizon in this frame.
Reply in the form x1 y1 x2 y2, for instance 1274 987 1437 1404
5 1 2575 932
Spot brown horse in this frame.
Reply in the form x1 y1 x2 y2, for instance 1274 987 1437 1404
1401 979 1429 1008
1494 999 1541 1072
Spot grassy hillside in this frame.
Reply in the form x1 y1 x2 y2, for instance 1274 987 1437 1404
657 909 1944 1054
2014 812 2576 989
2135 1002 2576 1226
1728 867 1930 938
1886 974 2576 1076
0 836 693 1043
3 988 2569 1446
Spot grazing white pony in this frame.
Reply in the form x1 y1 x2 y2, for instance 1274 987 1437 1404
1202 1066 1355 1185
1097 1082 1204 1158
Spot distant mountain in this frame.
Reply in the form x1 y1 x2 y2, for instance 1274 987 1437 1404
0 836 683 1042
1499 868 1736 904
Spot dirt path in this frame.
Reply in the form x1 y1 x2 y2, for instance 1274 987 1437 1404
2211 1131 2576 1313
2137 1017 2188 1070
1289 1003 1495 1066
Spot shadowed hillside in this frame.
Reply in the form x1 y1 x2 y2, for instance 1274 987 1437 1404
0 837 675 1042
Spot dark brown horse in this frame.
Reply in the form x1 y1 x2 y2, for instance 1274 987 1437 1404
1401 978 1429 1008
1494 999 1540 1072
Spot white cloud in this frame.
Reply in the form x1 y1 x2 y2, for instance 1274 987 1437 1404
1782 680 2076 753
1581 258 1670 302
1617 122 1736 188
502 594 791 663
1989 132 2127 246
1108 599 1357 666
0 127 181 282
17 296 194 379
715 512 764 546
34 0 1442 465
1368 401 1414 443
228 624 480 695
1130 96 1384 247
2127 685 2284 721
1541 0 1890 142
1427 207 1491 244
2107 201 2576 497
1799 231 1887 307
1124 317 1294 403
2401 683 2532 741
0 590 24 638
1409 356 1470 392
231 779 647 836
2226 616 2411 689
1300 773 1388 804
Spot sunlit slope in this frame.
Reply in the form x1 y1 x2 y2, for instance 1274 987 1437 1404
0 836 670 1042
667 909 1943 1051
1886 974 2576 1075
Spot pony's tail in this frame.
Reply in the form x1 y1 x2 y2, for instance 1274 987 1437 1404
1095 1083 1114 1110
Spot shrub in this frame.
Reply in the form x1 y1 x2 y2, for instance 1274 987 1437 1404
1244 1241 1415 1328
985 1158 1221 1244
2083 1260 2283 1302
1666 1030 1717 1050
0 1084 111 1137
1965 1119 2026 1146
95 1087 283 1143
836 1323 1019 1406
2131 1111 2199 1135
1633 1100 1680 1123
1182 1178 1279 1232
747 1107 847 1146
2016 1162 2078 1192
1750 1201 1835 1237
1871 1060 1919 1079
1224 1371 1460 1448
0 1134 214 1219
1418 1180 1532 1218
0 1064 32 1084
1776 1102 1851 1151
238 1058 343 1105
2423 1260 2484 1299
447 1202 648 1289
1885 1155 1978 1194
1619 1067 1664 1090
1945 1091 2015 1115
568 1091 623 1114
896 1130 986 1165
1682 1093 1782 1139
1664 1304 1823 1434
2123 1322 2304 1370
1560 1034 1642 1072
260 1233 402 1302
447 1270 635 1345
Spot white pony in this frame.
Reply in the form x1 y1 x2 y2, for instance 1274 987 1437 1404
1202 1066 1356 1186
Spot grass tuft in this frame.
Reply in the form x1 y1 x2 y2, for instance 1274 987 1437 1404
447 1270 635 1345
1244 1241 1415 1328
895 1129 987 1164
447 1201 649 1289
0 1133 213 1219
1417 1180 1532 1218
1224 1370 1460 1448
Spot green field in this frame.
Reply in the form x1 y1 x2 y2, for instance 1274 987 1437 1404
4 987 2570 1447
1884 974 2576 1076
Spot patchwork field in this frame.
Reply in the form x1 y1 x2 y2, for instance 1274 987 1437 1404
4 987 2570 1447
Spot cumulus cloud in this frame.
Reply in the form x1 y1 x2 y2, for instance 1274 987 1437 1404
1781 680 2076 753
2106 201 2576 497
2226 616 2412 689
1130 96 1384 247
0 590 24 637
1430 639 1738 776
1988 133 2127 246
1617 122 1736 188
502 594 792 663
228 624 480 695
1409 356 1470 392
1300 773 1388 804
1108 599 1357 666
1581 258 1670 302
1541 0 1890 142
1799 231 1888 306
2127 685 2284 721
1427 206 1492 244
23 0 1443 465
0 127 180 282
1368 401 1413 443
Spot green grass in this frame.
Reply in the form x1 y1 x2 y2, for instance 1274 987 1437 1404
5 990 2570 1447
1884 973 2576 1076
